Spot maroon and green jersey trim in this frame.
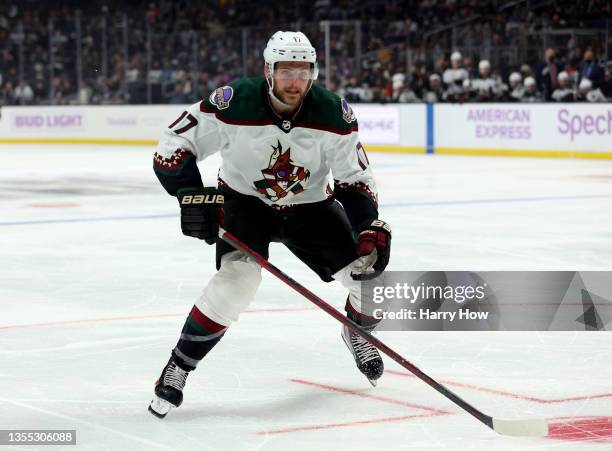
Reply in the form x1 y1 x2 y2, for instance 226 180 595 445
200 77 358 135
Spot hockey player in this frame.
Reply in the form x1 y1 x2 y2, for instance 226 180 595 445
576 78 607 102
507 72 524 102
442 51 469 87
522 76 543 102
149 31 392 418
551 71 576 102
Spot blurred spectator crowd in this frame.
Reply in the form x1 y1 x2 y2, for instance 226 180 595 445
1 0 611 105
338 48 611 104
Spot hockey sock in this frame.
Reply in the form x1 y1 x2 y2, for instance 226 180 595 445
171 305 228 371
345 297 380 330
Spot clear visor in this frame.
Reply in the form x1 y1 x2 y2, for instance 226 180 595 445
273 67 315 81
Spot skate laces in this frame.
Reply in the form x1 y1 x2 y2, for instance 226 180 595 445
163 362 188 391
350 332 380 364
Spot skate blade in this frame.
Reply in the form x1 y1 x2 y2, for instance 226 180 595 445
148 396 172 419
368 378 377 387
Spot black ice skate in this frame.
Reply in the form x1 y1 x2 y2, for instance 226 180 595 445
341 325 384 386
148 358 190 418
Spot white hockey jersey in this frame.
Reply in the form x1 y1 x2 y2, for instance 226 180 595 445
154 77 377 210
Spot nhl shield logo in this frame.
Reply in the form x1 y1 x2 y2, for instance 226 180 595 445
282 120 291 131
253 140 310 202
209 86 234 110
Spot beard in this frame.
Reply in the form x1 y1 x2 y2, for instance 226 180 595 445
273 84 307 106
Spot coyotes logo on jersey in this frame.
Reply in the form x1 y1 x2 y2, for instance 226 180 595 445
253 140 310 202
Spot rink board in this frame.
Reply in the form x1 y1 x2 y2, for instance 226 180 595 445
434 103 612 159
0 103 610 158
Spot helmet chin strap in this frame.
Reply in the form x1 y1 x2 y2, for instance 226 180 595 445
266 77 292 109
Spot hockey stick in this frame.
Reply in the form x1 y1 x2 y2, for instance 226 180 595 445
219 227 549 437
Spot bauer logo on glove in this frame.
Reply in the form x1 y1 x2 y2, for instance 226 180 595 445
180 193 224 205
177 187 224 245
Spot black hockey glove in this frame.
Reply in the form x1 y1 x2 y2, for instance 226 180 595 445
177 188 224 245
351 219 392 280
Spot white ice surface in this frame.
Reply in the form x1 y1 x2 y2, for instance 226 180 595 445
1 145 611 450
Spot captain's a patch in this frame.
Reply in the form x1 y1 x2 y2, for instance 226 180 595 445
209 86 234 110
341 98 356 123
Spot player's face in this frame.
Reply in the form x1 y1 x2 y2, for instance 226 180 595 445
270 62 312 106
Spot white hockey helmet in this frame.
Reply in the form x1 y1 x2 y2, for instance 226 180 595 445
579 78 592 90
478 60 491 71
263 31 319 80
509 72 522 84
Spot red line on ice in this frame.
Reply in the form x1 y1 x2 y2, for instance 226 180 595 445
289 378 450 414
547 416 612 443
387 370 612 404
255 377 451 435
256 412 446 435
0 306 317 330
27 202 82 208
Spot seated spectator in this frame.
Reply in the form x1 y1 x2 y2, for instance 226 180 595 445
422 74 444 103
491 68 508 99
409 63 428 99
522 76 543 102
360 82 375 103
472 60 502 99
391 72 406 100
1 81 15 105
78 81 93 105
579 49 604 89
344 76 362 103
33 79 46 103
14 81 34 105
168 81 187 104
507 72 524 102
463 55 477 79
462 78 477 102
551 71 575 102
576 78 606 102
520 63 534 80
443 70 468 103
397 85 421 103
601 63 612 99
